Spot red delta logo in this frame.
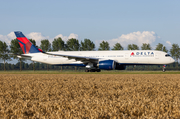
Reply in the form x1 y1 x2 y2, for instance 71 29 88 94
131 52 134 56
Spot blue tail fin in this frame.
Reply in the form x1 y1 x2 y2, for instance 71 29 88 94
14 31 44 54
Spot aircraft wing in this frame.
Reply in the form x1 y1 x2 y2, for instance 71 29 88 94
44 52 99 63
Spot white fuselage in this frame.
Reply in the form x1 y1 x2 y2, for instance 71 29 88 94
23 50 175 66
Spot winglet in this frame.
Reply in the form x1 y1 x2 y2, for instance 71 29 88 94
14 31 44 54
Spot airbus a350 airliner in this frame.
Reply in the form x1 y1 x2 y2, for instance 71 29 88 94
14 31 175 72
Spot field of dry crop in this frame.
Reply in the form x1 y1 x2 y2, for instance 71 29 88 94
0 74 180 118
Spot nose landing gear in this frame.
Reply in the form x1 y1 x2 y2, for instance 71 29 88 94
162 65 166 72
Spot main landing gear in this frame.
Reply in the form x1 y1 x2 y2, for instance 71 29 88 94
85 69 101 72
162 65 166 72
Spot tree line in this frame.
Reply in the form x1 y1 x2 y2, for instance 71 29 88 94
0 37 180 71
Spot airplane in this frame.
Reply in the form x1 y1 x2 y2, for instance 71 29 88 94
14 31 175 72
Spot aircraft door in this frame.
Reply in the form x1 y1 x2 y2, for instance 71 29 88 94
155 53 159 59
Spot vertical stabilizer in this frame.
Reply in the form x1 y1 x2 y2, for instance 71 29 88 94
14 31 43 54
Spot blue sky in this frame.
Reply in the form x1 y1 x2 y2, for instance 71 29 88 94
0 0 180 50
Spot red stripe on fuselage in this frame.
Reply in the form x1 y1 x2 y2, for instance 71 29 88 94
38 48 43 52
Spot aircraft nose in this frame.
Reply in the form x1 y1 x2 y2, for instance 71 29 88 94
171 58 175 63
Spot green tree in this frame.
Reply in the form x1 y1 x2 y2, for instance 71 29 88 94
98 41 110 50
40 39 51 71
0 41 11 71
80 39 95 51
66 38 80 51
10 39 24 71
40 39 51 52
170 44 180 70
155 43 168 53
10 39 23 56
112 43 124 50
52 37 65 51
127 44 139 50
141 43 151 50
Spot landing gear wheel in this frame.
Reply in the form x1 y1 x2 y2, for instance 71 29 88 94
162 65 166 72
162 68 166 72
96 69 101 72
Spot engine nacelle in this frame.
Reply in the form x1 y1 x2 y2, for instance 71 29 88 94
98 60 115 70
98 60 126 70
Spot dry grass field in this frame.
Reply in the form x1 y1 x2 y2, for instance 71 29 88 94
0 74 180 118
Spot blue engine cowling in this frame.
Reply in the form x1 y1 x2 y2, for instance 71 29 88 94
98 60 126 70
98 60 115 70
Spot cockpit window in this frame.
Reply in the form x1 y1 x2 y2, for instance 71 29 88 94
165 54 170 57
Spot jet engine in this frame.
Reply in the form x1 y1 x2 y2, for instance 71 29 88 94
98 60 126 70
